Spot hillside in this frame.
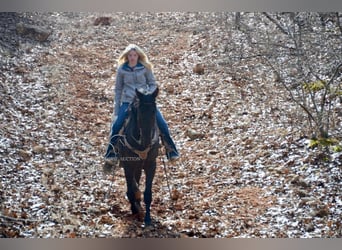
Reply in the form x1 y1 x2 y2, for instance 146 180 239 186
0 12 341 238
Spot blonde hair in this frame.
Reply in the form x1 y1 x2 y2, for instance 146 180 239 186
117 44 153 70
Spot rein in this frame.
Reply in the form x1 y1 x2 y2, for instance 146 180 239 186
121 99 158 160
123 136 151 160
122 125 159 160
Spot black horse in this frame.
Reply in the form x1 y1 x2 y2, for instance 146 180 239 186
115 87 160 225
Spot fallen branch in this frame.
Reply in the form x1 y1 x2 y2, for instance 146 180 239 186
0 213 42 223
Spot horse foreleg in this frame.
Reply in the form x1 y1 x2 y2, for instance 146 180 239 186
124 166 142 215
134 165 143 200
143 161 156 225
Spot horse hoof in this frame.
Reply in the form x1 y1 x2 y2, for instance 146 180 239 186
144 218 152 226
131 202 143 220
130 213 143 222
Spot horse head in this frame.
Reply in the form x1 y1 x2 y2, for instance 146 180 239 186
134 87 159 149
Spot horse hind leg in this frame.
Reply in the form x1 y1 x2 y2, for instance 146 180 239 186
133 189 144 221
133 166 144 220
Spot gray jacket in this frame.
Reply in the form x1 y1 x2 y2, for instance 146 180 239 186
114 62 157 115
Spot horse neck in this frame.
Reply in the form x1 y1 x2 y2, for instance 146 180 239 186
127 108 140 141
137 105 157 149
127 104 157 149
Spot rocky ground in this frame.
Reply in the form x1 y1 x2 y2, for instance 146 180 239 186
0 12 341 238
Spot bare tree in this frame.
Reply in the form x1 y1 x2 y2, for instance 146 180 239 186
236 12 342 140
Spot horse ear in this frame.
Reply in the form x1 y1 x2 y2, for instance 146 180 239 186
152 87 159 98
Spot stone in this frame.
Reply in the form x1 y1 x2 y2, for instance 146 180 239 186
165 83 175 94
94 17 111 26
305 223 315 232
16 22 52 42
291 175 310 188
32 145 46 154
171 189 181 201
18 149 31 161
193 63 204 75
186 128 205 140
314 206 330 217
295 189 309 197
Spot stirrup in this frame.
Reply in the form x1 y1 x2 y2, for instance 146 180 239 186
103 157 119 175
105 157 119 165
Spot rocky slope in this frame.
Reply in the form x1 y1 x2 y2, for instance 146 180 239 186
0 12 341 238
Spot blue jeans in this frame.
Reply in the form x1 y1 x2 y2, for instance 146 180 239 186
105 103 178 157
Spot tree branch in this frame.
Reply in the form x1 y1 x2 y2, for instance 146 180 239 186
263 56 319 128
328 62 342 86
262 12 289 35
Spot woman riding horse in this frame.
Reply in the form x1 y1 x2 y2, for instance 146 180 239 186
103 44 179 225
117 87 160 225
104 44 179 165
